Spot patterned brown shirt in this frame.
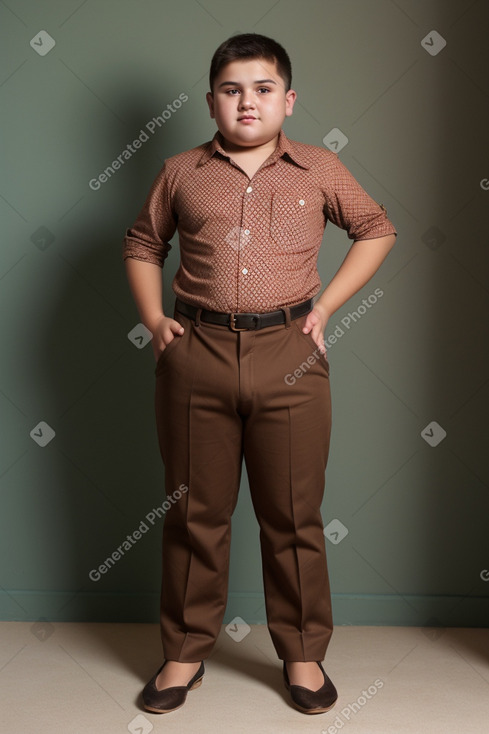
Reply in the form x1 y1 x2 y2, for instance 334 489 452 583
122 129 397 313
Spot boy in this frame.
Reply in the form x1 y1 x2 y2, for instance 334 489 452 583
123 33 396 715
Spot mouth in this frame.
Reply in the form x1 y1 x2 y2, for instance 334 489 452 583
238 115 257 121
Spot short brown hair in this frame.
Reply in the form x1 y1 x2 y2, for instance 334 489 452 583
209 33 292 92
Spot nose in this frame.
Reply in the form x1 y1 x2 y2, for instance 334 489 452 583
239 90 255 109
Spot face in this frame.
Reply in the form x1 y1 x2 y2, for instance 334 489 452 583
206 57 296 150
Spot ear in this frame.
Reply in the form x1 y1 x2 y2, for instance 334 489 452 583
206 91 215 119
284 88 297 117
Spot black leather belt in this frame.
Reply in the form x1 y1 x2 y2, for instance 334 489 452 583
175 297 314 331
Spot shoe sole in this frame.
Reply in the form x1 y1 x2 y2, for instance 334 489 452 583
289 698 337 715
143 676 204 714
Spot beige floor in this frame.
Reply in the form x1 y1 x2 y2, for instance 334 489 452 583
1 622 488 733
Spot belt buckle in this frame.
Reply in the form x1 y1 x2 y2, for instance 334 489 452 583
229 313 250 331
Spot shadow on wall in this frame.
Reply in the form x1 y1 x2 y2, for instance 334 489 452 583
320 4 489 636
393 14 489 629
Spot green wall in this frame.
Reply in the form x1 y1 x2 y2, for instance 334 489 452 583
1 0 488 628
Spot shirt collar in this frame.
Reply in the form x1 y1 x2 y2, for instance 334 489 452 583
197 129 310 170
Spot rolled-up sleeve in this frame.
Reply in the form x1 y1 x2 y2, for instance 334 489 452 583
122 161 177 267
322 153 397 241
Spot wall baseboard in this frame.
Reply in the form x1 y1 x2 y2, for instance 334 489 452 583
1 591 487 627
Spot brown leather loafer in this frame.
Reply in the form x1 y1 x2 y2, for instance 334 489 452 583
283 660 337 714
142 660 205 714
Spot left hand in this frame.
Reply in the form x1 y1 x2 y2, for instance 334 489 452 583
302 303 329 357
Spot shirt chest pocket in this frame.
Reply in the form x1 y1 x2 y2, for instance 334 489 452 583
270 191 312 251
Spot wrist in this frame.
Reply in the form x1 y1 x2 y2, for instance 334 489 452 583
314 297 332 322
143 311 166 335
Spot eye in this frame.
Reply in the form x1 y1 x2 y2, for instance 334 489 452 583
257 87 271 93
226 88 240 95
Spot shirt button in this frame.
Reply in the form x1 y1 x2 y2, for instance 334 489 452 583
244 229 250 235
299 199 305 206
242 268 248 274
246 186 253 193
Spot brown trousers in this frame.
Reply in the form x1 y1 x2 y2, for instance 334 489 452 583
154 301 333 663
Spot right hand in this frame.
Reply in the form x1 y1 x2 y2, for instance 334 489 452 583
150 315 184 362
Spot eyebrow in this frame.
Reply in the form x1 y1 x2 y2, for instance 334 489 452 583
218 79 278 88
